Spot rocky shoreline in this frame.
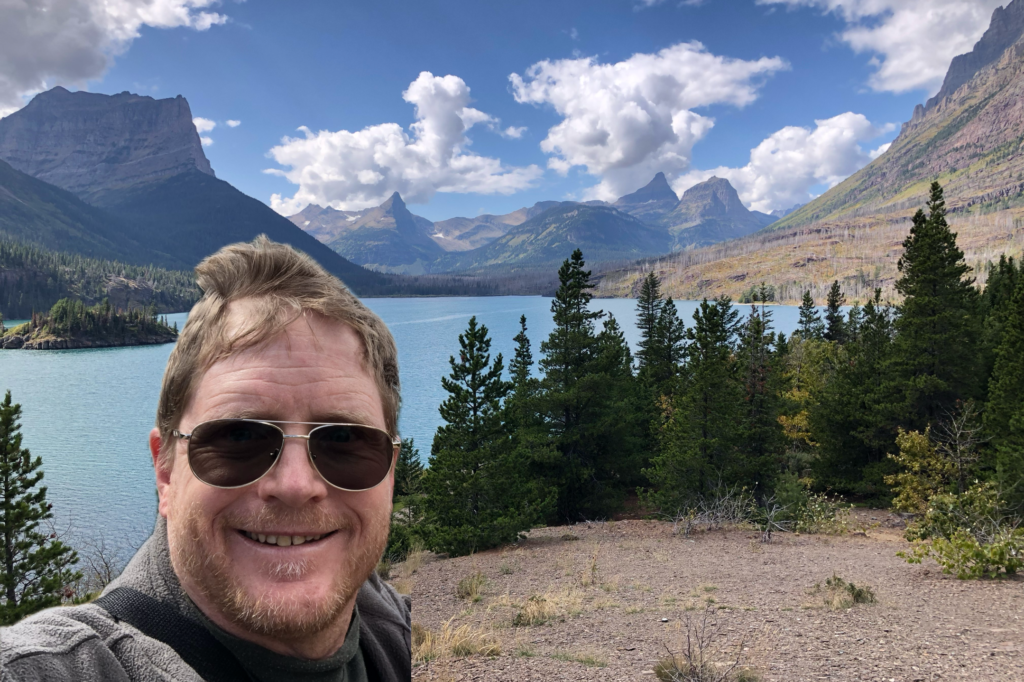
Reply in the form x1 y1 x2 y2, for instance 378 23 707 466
1 331 176 350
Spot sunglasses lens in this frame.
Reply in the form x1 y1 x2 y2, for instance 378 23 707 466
309 424 393 490
188 419 282 487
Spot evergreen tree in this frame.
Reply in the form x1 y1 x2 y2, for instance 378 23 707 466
979 255 1020 400
394 437 424 498
811 290 900 496
537 250 633 521
735 301 788 491
985 272 1024 511
651 297 686 395
644 297 743 511
0 391 80 624
635 272 664 370
824 280 847 344
422 318 544 556
892 183 981 428
797 290 824 340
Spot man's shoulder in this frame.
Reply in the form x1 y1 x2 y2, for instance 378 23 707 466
0 604 197 682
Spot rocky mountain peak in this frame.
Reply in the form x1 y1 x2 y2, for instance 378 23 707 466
925 0 1024 111
614 171 680 222
0 87 214 202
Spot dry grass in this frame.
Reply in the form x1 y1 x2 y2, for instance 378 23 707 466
596 209 1024 304
652 605 762 682
810 574 877 611
413 618 501 663
456 571 486 602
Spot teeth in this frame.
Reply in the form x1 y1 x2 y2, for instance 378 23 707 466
244 531 326 546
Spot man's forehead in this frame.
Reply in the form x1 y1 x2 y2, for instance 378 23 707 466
219 299 364 356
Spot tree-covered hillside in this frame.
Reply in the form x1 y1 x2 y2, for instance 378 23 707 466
0 239 200 320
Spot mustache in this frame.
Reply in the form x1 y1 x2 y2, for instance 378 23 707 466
221 505 354 534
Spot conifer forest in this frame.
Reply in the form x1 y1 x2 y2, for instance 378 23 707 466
394 183 1024 580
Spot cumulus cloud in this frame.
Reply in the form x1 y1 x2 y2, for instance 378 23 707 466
760 0 1002 94
674 112 890 212
266 71 543 215
226 119 241 127
500 126 527 139
193 116 216 133
0 0 228 117
509 42 787 200
199 136 214 146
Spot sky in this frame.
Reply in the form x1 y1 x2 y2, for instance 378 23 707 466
0 0 1007 221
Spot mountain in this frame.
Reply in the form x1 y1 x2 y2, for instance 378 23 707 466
660 176 774 247
614 172 679 222
770 204 803 218
292 193 444 274
439 203 672 272
0 158 185 268
0 87 214 203
595 1 1024 303
775 0 1024 232
0 87 387 292
429 201 563 251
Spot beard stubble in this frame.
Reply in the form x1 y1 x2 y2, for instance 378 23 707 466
169 500 390 640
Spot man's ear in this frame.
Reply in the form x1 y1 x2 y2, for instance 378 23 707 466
150 427 172 518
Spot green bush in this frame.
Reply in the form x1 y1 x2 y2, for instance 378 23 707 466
899 482 1024 578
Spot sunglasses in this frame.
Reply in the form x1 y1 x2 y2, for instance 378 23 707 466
172 419 400 491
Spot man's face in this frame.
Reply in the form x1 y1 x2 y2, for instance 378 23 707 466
151 308 394 654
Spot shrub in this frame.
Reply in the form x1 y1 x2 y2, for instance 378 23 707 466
899 482 1024 578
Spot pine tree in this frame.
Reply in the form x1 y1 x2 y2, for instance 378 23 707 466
985 271 1024 511
537 250 630 521
394 437 424 498
893 183 981 429
635 272 664 371
422 318 545 556
797 290 824 340
735 301 787 491
644 297 743 511
824 281 847 344
811 290 901 495
0 391 80 624
979 255 1019 401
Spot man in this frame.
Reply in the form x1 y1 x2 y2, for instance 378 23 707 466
0 237 412 681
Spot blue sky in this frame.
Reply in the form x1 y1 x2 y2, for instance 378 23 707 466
0 0 1005 220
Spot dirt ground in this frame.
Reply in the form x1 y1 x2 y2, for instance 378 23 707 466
404 510 1024 681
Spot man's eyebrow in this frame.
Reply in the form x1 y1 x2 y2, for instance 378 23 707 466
210 408 380 427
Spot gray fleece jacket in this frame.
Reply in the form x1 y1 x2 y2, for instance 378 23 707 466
0 519 411 681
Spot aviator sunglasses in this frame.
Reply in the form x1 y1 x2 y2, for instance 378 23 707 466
172 419 400 491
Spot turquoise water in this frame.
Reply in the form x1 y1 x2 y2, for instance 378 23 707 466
0 297 804 553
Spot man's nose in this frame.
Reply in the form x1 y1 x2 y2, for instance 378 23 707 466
255 436 328 506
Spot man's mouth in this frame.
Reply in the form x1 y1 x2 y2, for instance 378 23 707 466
239 530 335 547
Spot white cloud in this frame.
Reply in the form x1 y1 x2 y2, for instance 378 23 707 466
674 112 889 212
500 126 527 139
509 42 788 200
226 119 241 127
0 0 229 117
266 71 543 215
759 0 1003 94
193 116 216 133
199 135 214 146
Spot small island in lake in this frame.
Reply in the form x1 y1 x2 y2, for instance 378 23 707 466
1 298 178 350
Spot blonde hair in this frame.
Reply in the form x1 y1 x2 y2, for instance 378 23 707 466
155 236 399 468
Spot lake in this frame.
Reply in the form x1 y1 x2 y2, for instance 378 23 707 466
0 296 805 555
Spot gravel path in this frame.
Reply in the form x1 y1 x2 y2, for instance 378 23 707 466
407 512 1024 681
